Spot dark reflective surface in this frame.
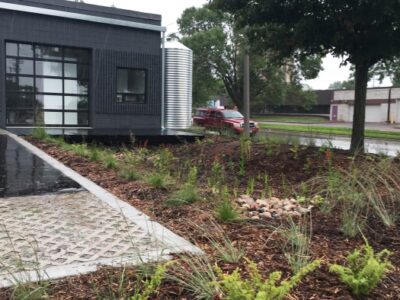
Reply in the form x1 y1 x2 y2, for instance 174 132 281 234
8 128 204 145
0 135 80 198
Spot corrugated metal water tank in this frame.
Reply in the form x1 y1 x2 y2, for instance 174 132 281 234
164 41 193 129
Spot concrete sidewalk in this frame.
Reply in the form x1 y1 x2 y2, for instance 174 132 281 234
0 129 201 288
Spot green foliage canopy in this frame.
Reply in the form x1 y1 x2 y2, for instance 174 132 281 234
177 5 321 110
213 0 400 152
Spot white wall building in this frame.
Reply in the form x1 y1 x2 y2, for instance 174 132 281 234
330 87 400 123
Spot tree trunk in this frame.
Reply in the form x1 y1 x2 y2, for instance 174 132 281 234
350 63 369 153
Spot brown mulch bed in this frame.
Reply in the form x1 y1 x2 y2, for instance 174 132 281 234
1 136 399 299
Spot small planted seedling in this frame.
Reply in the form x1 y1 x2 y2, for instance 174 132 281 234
208 160 225 193
120 168 141 181
246 177 255 196
146 173 171 189
103 153 118 169
166 183 200 206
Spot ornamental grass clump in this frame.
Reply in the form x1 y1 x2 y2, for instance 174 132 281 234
280 217 312 273
216 200 239 222
214 258 321 300
120 168 141 181
329 239 392 298
166 166 200 206
146 173 171 189
305 158 400 237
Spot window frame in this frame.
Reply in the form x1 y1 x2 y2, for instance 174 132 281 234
116 67 147 104
5 41 90 127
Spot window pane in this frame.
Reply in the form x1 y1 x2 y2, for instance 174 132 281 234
65 80 88 94
6 59 33 75
36 61 62 77
64 63 89 79
37 111 63 125
36 95 63 110
64 63 77 78
19 44 34 58
35 78 62 93
124 94 145 103
64 48 89 63
64 112 77 125
5 75 17 91
6 43 18 56
64 112 88 126
6 58 17 74
117 69 146 94
19 60 34 75
6 93 34 109
65 96 88 110
35 45 62 60
7 110 34 125
6 76 35 93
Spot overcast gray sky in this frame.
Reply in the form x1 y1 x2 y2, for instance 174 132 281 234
82 0 390 89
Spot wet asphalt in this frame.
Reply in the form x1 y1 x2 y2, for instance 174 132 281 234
0 135 80 198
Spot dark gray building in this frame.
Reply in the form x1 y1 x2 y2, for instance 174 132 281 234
0 0 167 131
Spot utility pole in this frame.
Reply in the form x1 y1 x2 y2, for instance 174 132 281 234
243 53 250 137
387 87 392 123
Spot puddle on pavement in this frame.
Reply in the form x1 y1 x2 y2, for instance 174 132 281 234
264 132 400 157
0 135 80 198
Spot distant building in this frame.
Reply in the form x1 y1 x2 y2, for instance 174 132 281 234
330 87 400 123
261 90 332 114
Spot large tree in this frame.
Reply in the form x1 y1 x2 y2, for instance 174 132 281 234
214 0 400 152
177 5 321 110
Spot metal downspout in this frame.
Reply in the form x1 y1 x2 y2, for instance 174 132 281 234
161 31 166 131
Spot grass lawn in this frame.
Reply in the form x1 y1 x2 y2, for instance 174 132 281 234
253 115 329 123
260 123 400 140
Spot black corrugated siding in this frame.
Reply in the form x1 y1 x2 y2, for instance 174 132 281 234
0 5 162 129
94 49 161 115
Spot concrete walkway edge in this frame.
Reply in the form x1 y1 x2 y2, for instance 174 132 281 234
0 129 202 256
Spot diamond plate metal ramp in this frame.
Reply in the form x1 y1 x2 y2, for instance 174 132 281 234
0 130 202 288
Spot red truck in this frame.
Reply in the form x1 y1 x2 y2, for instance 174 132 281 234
193 108 259 135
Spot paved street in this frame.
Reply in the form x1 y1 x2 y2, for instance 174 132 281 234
260 121 400 132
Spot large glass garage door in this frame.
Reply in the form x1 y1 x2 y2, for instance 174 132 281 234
5 42 89 126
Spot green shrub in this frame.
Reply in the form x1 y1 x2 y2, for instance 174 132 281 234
131 262 172 300
329 240 392 298
216 200 239 222
214 259 321 300
166 183 200 206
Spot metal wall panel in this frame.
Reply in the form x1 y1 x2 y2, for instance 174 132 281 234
0 5 162 129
